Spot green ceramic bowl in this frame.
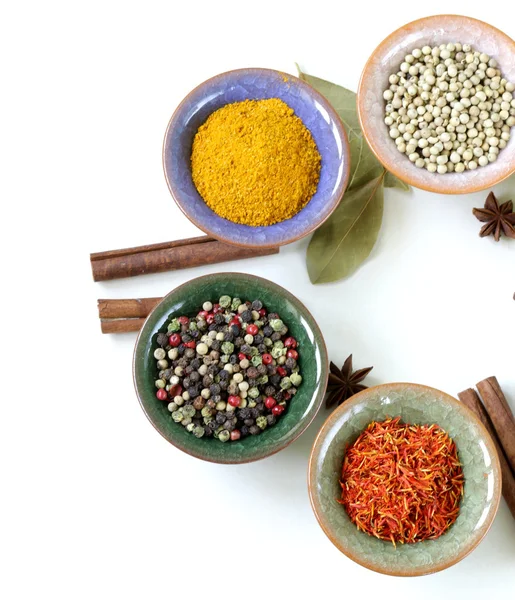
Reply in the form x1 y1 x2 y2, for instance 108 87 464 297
133 272 328 464
308 383 501 577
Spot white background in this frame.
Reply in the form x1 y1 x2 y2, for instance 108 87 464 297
1 1 514 598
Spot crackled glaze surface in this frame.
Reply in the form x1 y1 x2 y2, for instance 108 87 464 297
308 383 501 576
163 68 350 247
358 15 515 194
133 273 328 464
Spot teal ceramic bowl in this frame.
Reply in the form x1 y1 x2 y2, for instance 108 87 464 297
133 273 328 464
308 383 501 576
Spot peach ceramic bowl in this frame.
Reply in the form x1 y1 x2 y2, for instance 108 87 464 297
357 15 515 194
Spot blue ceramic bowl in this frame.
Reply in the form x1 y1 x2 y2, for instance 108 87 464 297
163 68 350 248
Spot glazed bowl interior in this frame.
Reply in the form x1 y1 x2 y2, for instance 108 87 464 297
133 273 328 464
309 383 501 576
163 68 349 248
358 15 515 193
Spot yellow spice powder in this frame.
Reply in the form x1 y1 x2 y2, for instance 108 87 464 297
191 98 321 227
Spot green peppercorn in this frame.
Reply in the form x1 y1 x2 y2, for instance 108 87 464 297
270 319 284 332
231 297 242 311
189 321 198 331
256 416 268 430
201 406 213 418
181 417 192 427
248 399 257 408
251 355 263 367
290 373 302 386
167 318 181 333
171 410 184 423
264 337 273 347
280 377 292 390
219 295 232 308
271 347 283 359
182 405 196 418
193 425 205 438
155 379 166 389
218 429 230 443
258 375 268 385
167 402 178 413
248 386 260 399
221 341 234 355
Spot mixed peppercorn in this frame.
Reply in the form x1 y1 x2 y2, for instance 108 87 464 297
153 296 302 442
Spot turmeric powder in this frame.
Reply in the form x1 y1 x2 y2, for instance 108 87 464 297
191 98 321 227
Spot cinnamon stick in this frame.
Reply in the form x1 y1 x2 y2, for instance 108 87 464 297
100 318 146 334
90 235 279 281
458 388 515 519
476 376 515 474
98 298 161 319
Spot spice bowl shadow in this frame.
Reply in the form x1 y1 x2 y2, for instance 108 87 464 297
357 15 515 194
163 68 350 248
133 272 329 464
308 382 501 576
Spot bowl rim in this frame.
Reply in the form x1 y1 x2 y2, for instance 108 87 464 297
133 271 329 464
162 67 350 248
308 381 502 576
357 14 515 194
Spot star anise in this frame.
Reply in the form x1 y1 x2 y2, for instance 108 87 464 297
326 354 373 409
473 192 515 242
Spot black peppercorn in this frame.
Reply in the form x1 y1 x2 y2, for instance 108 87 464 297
271 332 281 342
216 412 226 424
223 331 234 342
191 329 200 339
229 354 238 364
224 419 235 432
265 385 276 397
263 325 273 337
266 414 276 426
246 367 259 379
230 325 240 336
163 369 172 381
190 358 201 370
257 344 266 353
204 426 213 437
268 312 279 320
240 344 252 354
202 375 212 388
237 408 250 420
234 337 244 347
183 377 191 389
219 380 228 390
247 378 257 387
240 426 249 437
210 383 221 395
182 334 192 343
244 418 254 427
270 375 281 386
157 332 168 347
249 425 260 435
190 371 200 383
241 310 252 322
207 365 219 376
188 386 199 398
253 334 263 344
257 364 267 375
219 369 229 379
256 402 265 413
177 344 186 355
208 323 217 331
211 340 221 351
214 313 224 325
251 300 263 311
250 408 260 419
286 357 297 369
267 365 277 375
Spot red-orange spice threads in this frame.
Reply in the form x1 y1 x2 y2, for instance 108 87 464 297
339 417 464 546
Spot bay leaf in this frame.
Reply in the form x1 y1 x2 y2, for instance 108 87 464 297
306 176 384 284
298 71 384 190
384 171 410 191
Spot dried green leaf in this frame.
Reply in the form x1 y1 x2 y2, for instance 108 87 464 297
384 171 410 191
307 176 384 284
297 71 383 190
